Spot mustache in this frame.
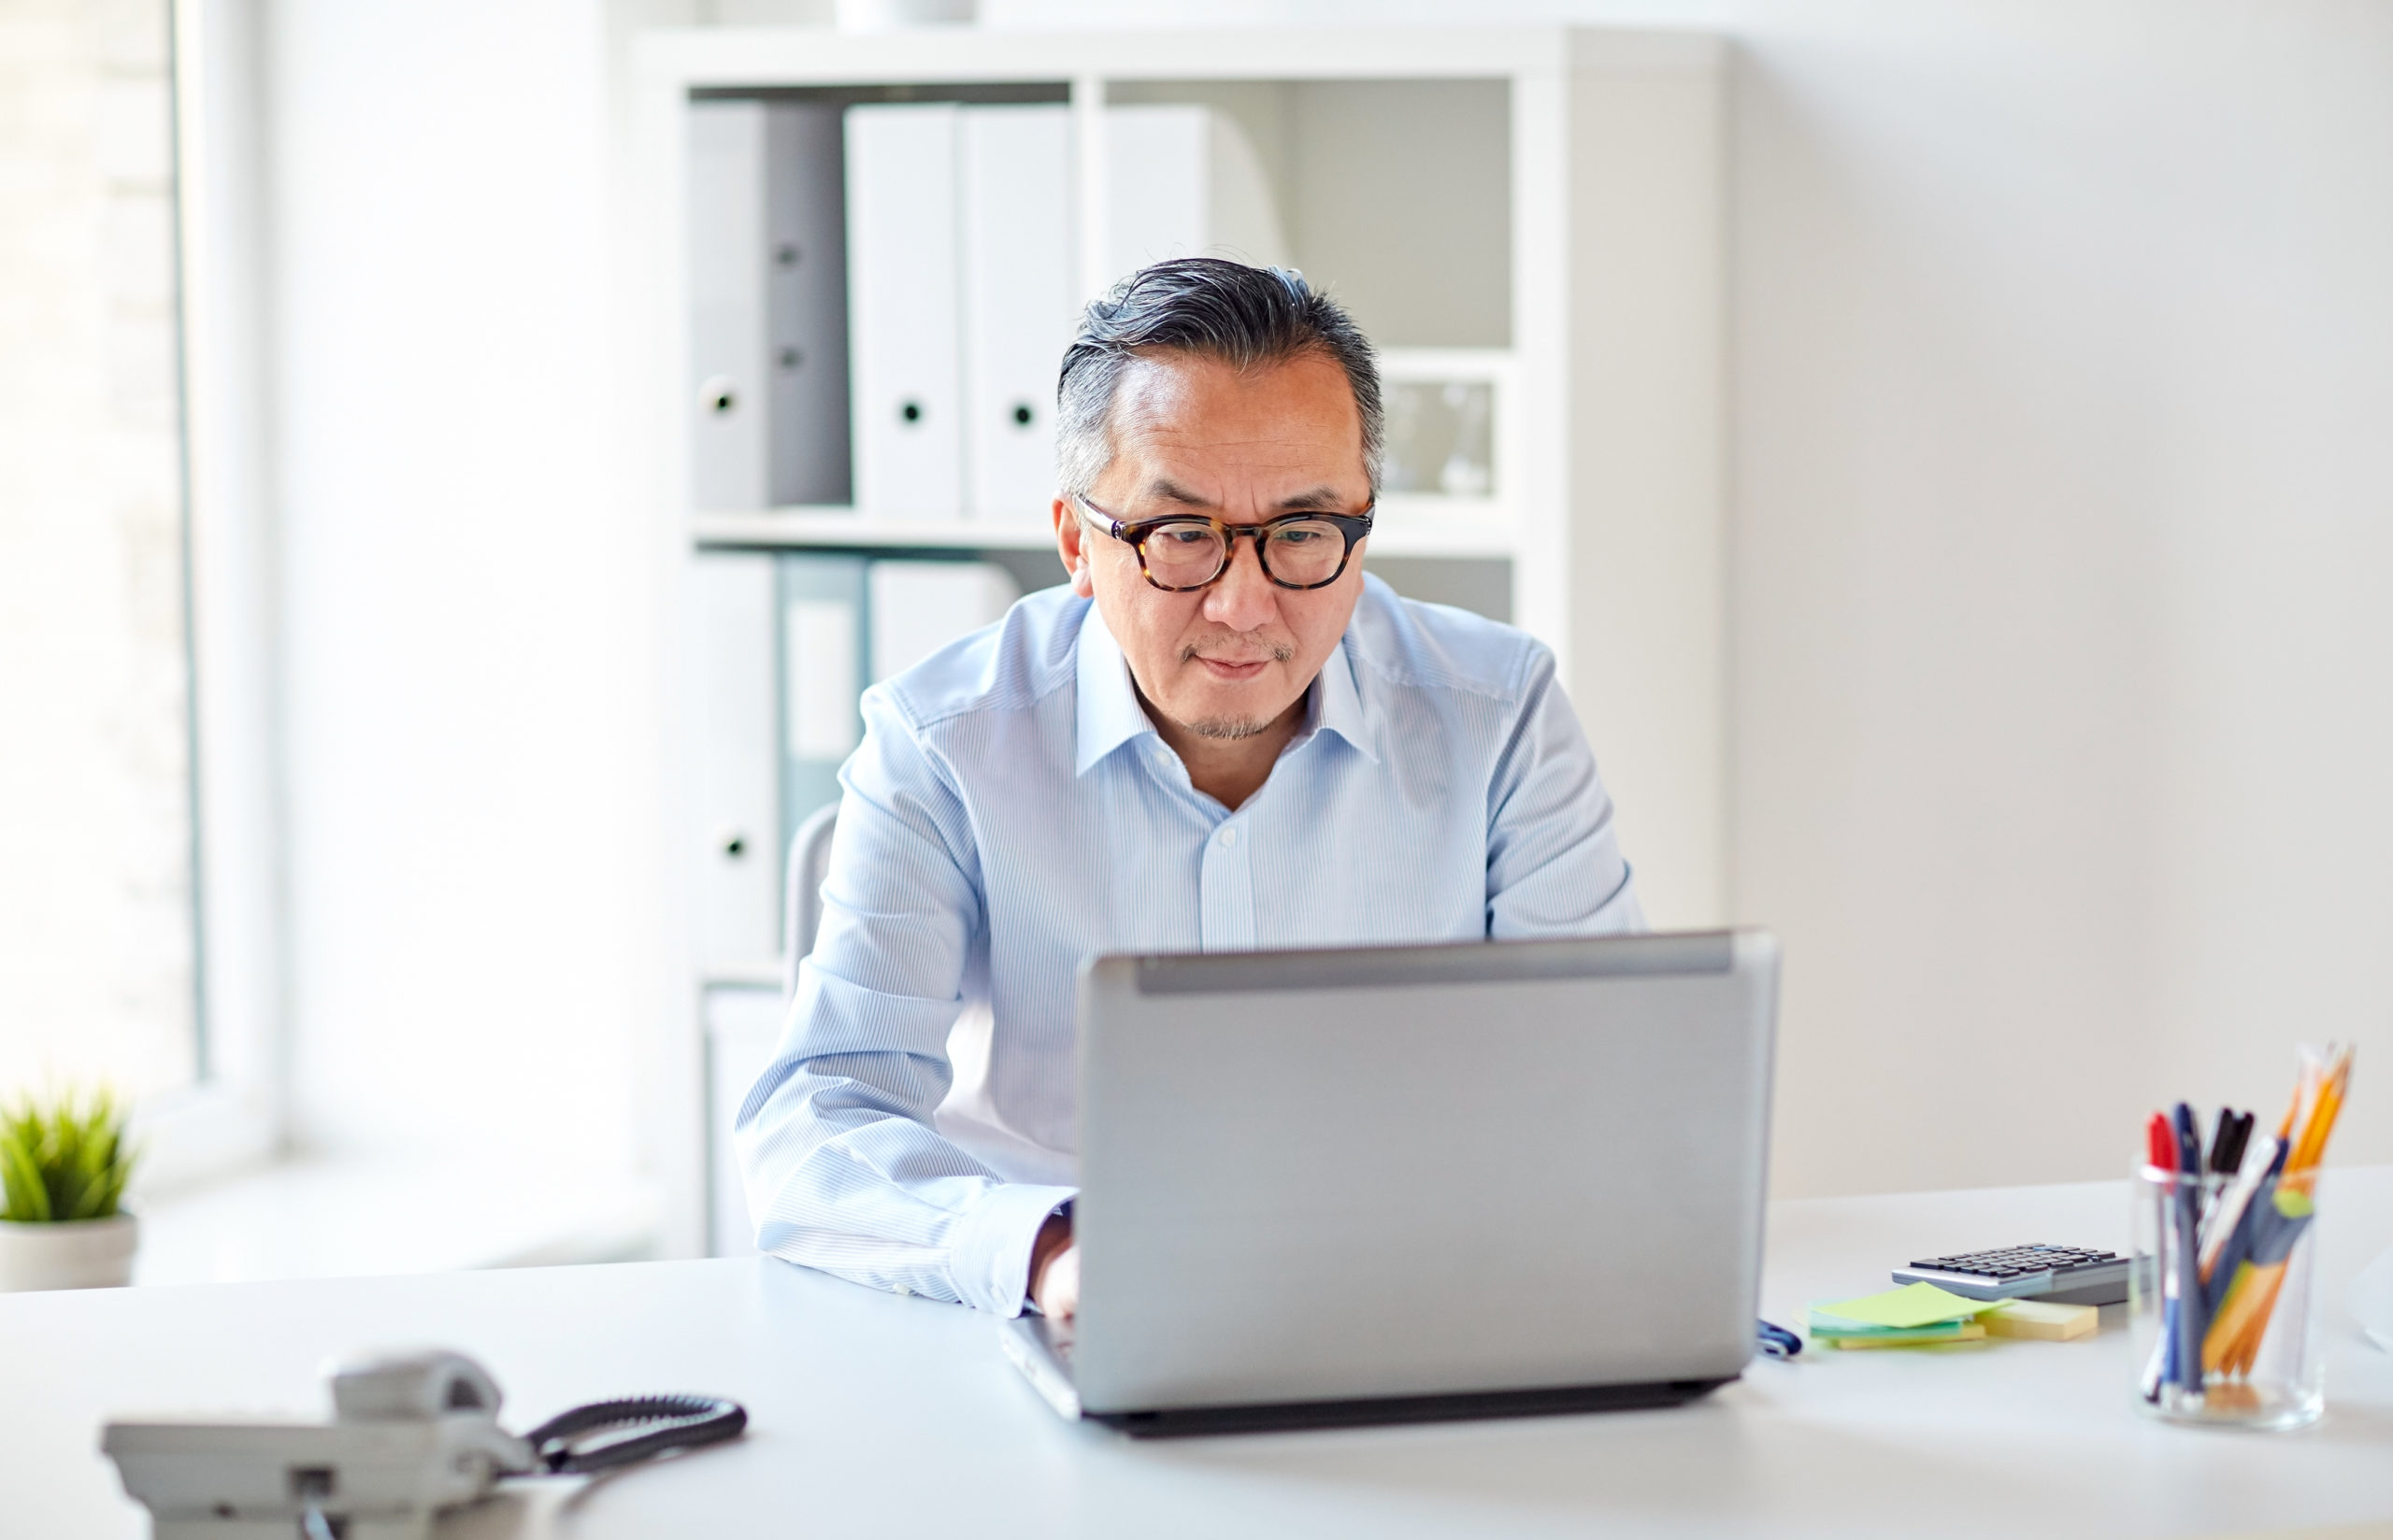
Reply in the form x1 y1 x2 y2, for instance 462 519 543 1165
1180 635 1295 665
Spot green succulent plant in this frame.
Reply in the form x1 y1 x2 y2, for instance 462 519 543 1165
0 1089 137 1223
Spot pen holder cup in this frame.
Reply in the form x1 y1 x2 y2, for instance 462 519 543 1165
2128 1166 2323 1430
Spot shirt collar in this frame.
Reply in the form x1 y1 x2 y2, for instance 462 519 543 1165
1073 604 1383 777
1305 637 1379 763
1075 605 1156 777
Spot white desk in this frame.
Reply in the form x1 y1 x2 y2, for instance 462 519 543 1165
8 1171 2391 1539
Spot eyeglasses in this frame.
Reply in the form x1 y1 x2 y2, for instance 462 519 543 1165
1074 494 1375 592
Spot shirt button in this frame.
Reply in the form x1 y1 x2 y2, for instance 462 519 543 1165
894 1284 911 1296
1217 827 1238 848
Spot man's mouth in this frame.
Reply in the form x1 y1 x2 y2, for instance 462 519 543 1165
1193 655 1271 682
1181 637 1293 684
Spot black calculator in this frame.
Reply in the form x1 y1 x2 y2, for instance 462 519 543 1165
1891 1244 2130 1305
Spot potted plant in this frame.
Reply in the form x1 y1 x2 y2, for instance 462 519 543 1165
0 1088 141 1290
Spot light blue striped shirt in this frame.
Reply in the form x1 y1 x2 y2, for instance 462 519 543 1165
736 575 1644 1314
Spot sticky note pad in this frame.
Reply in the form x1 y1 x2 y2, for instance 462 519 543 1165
1982 1299 2097 1341
1825 1323 1986 1350
1810 1316 1974 1341
1813 1282 1996 1331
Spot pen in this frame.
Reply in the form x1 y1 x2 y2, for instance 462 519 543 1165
2171 1103 2205 1389
2205 1106 2237 1176
2199 1107 2231 1233
2141 1111 2177 1399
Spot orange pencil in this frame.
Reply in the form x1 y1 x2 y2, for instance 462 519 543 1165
2216 1263 2287 1375
2217 1046 2350 1376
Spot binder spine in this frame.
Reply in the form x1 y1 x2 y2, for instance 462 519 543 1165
687 552 780 968
687 102 772 511
763 105 852 506
776 554 869 865
961 105 1076 523
845 104 965 517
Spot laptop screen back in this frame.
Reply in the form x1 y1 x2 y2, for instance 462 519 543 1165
1069 930 1779 1415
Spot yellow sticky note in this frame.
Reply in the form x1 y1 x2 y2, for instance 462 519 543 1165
1982 1299 2097 1341
1814 1282 1997 1331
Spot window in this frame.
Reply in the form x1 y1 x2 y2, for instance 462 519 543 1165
0 1 197 1104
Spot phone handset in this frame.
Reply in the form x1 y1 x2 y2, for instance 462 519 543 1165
103 1347 746 1539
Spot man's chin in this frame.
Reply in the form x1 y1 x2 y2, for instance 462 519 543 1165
1184 715 1276 742
1157 668 1302 744
1165 681 1293 743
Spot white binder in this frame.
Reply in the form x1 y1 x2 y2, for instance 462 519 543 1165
845 103 964 517
703 982 785 1256
761 104 850 506
778 553 868 854
686 101 848 510
960 105 1076 524
1102 105 1287 292
867 560 1022 684
688 103 770 511
687 553 780 967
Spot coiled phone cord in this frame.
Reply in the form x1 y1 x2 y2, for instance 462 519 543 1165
521 1393 749 1475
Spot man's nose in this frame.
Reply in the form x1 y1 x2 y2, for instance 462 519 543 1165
1201 532 1279 632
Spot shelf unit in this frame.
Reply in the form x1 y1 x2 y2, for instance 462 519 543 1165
628 23 1726 1256
689 497 1521 560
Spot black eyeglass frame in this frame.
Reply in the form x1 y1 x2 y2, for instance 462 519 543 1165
1073 494 1376 592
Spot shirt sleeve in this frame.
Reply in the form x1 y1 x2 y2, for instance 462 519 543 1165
733 686 1076 1315
1483 641 1649 939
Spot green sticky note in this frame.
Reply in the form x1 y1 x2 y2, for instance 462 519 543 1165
1807 1314 1973 1341
1813 1282 1996 1331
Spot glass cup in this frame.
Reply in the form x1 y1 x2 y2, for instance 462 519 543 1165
2128 1164 2323 1430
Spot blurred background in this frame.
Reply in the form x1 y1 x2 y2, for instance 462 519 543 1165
2 0 2386 1286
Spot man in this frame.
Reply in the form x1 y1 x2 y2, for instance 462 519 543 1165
737 259 1642 1321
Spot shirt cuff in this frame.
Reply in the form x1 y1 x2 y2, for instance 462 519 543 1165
950 1181 1079 1317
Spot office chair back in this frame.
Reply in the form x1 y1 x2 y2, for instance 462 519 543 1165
782 805 838 997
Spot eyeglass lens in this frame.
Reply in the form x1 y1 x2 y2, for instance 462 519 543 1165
1143 520 1350 589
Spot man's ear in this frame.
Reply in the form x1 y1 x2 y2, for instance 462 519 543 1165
1053 497 1095 598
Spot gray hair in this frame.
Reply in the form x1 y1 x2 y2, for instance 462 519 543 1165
1053 258 1383 503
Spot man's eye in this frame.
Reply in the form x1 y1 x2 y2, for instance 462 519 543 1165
1273 528 1324 547
1154 527 1215 548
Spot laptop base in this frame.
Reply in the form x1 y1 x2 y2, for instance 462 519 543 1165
1088 1376 1738 1438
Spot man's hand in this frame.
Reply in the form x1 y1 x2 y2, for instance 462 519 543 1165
1028 1212 1079 1319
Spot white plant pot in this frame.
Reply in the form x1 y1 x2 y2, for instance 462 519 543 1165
0 1212 138 1290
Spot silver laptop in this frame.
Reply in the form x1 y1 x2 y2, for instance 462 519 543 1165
1002 929 1780 1435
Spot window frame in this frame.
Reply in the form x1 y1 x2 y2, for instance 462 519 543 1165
136 0 285 1191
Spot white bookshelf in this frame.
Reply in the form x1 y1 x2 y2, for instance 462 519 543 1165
629 23 1726 1256
689 498 1519 560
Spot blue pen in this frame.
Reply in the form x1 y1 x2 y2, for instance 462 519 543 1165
1755 1319 1802 1360
2171 1103 2205 1389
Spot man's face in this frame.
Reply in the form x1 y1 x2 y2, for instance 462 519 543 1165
1053 350 1371 741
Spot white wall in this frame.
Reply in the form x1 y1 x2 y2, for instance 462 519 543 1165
254 0 2393 1201
990 0 2393 1194
1716 0 2393 1194
265 0 643 1166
